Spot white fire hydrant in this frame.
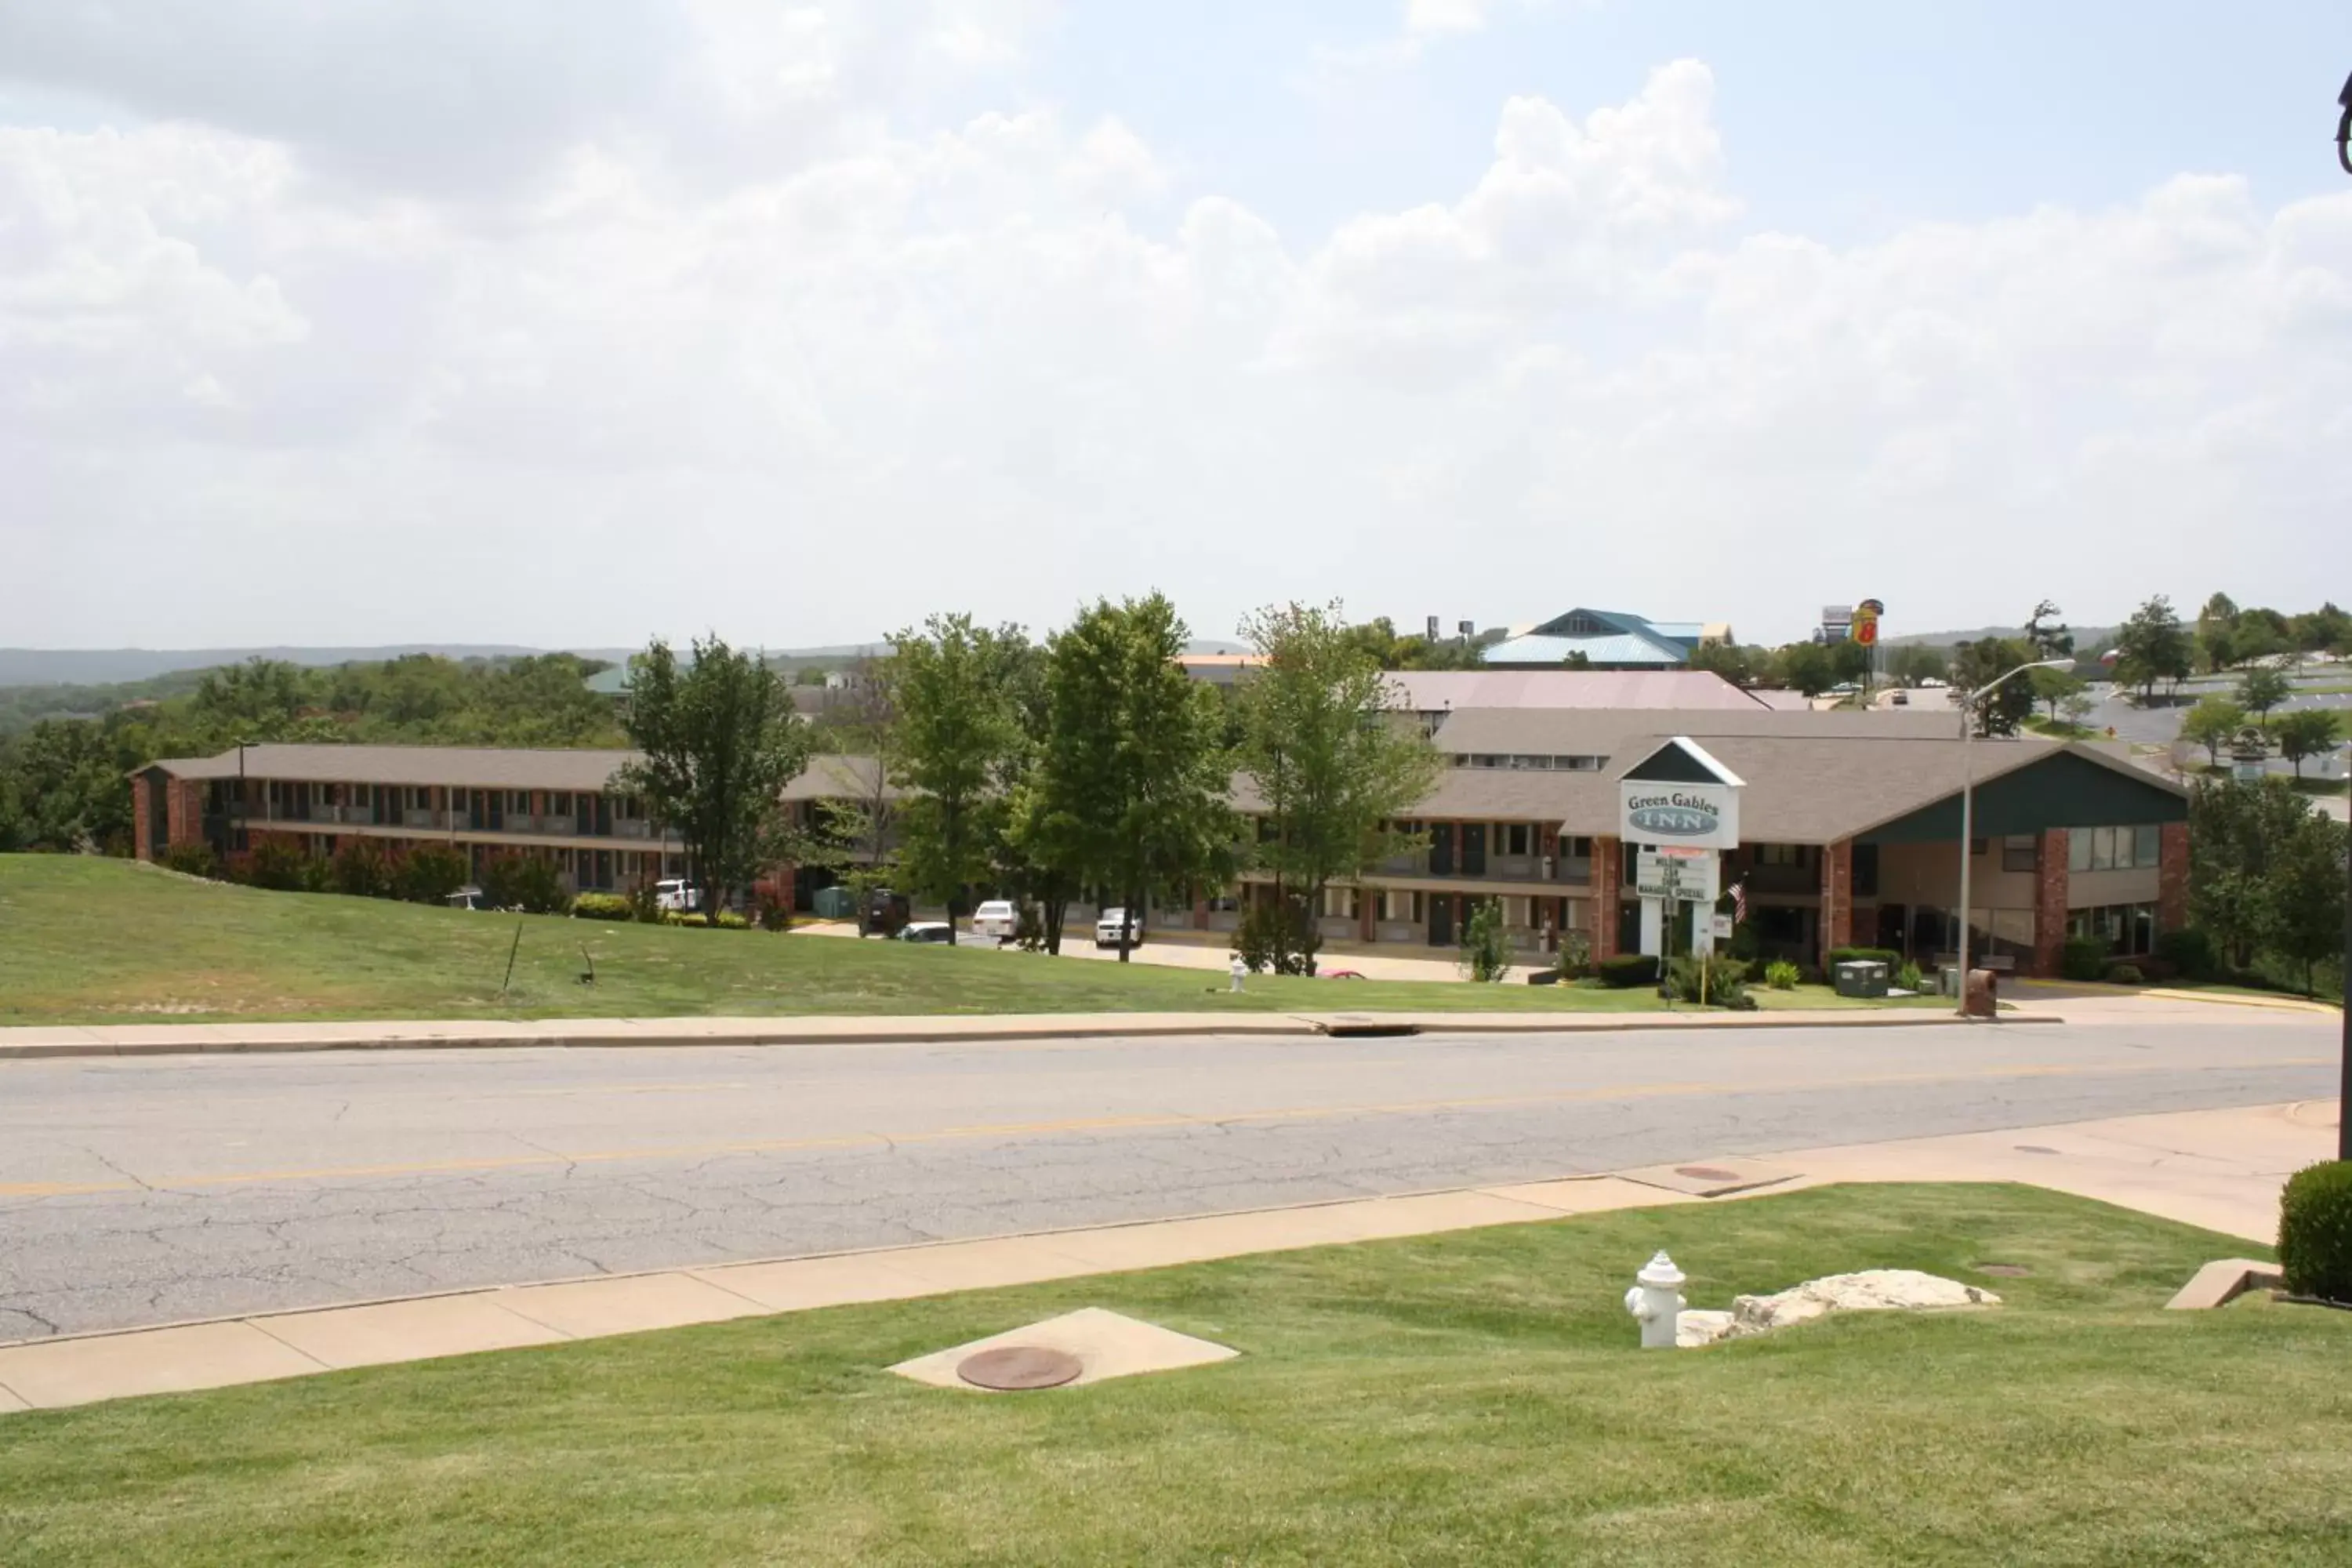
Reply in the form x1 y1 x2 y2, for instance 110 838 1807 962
1229 953 1248 993
1624 1250 1686 1349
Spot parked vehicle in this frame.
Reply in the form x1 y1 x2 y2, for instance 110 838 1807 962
859 887 912 938
895 921 956 944
1094 907 1145 948
652 878 701 913
970 899 1019 943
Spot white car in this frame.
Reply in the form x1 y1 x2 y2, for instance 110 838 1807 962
1094 907 1145 948
970 899 1019 942
652 878 700 913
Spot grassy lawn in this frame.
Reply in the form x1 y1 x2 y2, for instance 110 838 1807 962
0 856 1921 1024
2 1185 2346 1565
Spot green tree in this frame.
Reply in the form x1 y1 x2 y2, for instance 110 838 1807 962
0 719 134 852
1886 644 1949 688
2261 808 2348 994
2235 666 2292 722
1458 898 1512 982
1018 594 1234 962
1772 641 1837 696
886 615 1026 943
1686 641 1756 686
1950 637 2038 738
2188 776 2321 970
2024 599 2075 662
2029 666 2086 726
1233 602 1445 975
2180 697 2247 768
2273 709 2343 779
2112 595 2193 699
2194 592 2240 673
612 636 813 922
2290 602 2352 655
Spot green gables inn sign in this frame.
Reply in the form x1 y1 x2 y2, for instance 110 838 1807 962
1617 737 1743 851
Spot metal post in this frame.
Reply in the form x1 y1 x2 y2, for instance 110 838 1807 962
1956 715 1974 1006
2342 736 2350 1160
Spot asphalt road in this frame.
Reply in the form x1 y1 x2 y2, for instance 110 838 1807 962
0 1014 2334 1339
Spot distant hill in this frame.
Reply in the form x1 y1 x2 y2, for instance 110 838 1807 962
1883 625 2118 652
0 645 564 686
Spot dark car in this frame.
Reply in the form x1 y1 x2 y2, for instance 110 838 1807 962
858 888 913 938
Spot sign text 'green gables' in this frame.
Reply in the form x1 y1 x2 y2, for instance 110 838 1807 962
1616 776 1741 851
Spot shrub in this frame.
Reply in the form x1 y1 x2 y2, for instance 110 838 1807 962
161 841 218 879
1667 953 1748 1005
330 839 394 899
1553 927 1593 980
1764 959 1802 991
1896 960 1925 993
629 881 663 923
1597 953 1661 989
1232 900 1312 975
246 837 314 892
574 893 634 921
2106 963 2145 985
2060 936 2110 982
397 844 470 905
1824 946 1901 971
1726 920 1761 962
671 912 709 927
2154 927 2217 982
481 855 571 915
1458 898 1511 983
714 911 750 930
757 899 792 932
2278 1160 2352 1305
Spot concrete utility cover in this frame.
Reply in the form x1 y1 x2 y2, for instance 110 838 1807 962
957 1346 1083 1390
891 1308 1238 1392
1619 1157 1800 1197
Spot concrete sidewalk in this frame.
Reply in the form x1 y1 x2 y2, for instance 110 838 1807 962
0 1097 2329 1415
0 1004 2011 1060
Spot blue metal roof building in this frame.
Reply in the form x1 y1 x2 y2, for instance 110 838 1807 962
1483 609 1727 670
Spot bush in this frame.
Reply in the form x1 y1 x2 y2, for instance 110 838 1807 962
330 839 394 899
1667 953 1748 1005
1824 946 1901 971
481 855 572 916
628 882 663 924
1458 898 1511 983
2154 927 2217 982
2060 936 2110 982
671 913 709 927
1597 953 1661 989
1232 900 1312 975
1553 927 1593 981
1764 959 1801 991
2106 963 2145 985
2278 1160 2352 1305
397 844 469 905
1726 920 1761 962
714 911 750 930
757 899 792 932
574 893 634 921
1896 960 1925 993
161 841 217 879
246 837 314 892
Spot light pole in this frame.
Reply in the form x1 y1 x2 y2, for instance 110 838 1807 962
2339 734 2350 1160
1954 659 2074 1014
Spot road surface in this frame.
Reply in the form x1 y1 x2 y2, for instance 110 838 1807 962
0 1011 2332 1339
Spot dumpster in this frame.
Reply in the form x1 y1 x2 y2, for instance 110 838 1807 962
1833 959 1889 999
812 884 855 920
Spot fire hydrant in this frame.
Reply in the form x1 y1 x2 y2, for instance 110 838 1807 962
1623 1250 1686 1349
1229 953 1248 993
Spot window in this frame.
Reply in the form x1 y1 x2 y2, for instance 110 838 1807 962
2133 825 2160 868
1503 896 1530 927
1756 843 1806 867
2068 833 2090 874
1562 837 1593 858
1472 754 1501 769
1852 842 1879 898
1970 837 1987 856
508 791 532 815
554 793 573 815
2002 834 2037 873
1322 886 1359 919
1381 890 1421 923
1501 824 1530 856
2067 902 2157 956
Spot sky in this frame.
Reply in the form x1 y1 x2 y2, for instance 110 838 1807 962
3 1 2349 652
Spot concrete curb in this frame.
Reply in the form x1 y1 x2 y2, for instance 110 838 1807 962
0 1008 2052 1062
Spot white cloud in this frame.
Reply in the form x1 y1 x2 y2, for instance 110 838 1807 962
2 18 2348 648
1406 0 1490 37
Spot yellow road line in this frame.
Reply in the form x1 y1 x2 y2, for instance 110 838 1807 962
0 1056 2327 1200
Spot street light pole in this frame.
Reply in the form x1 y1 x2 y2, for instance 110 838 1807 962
1955 659 2074 1014
2341 734 2350 1160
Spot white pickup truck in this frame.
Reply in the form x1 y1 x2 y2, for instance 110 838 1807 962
1093 907 1145 948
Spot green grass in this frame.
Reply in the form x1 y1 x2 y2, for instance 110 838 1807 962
0 856 1920 1024
1 1185 2344 1565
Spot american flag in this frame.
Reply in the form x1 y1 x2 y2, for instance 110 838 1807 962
1730 879 1748 925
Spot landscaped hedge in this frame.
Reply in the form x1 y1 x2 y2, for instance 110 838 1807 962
2279 1160 2352 1305
1597 953 1661 989
574 893 634 920
2060 937 2110 982
2154 927 2217 982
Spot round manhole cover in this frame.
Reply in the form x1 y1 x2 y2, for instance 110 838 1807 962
1675 1166 1742 1182
957 1346 1083 1391
2013 1145 2058 1156
1976 1263 2032 1278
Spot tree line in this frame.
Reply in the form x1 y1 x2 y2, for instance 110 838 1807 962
0 652 625 855
620 599 1442 971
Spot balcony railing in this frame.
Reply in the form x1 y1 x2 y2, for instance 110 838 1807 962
1369 851 1593 886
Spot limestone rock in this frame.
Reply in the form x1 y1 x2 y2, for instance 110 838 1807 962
1678 1269 1999 1347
